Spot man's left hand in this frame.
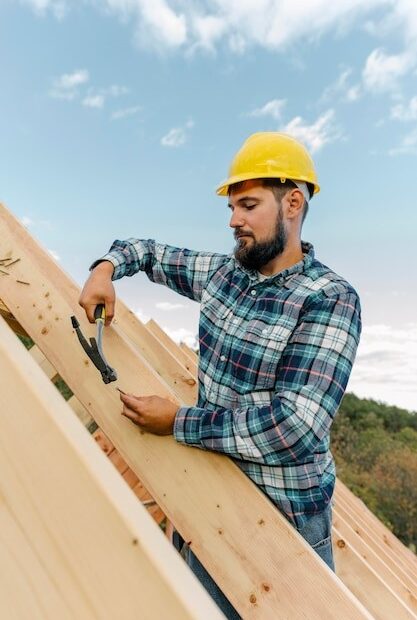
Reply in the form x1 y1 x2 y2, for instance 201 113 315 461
119 392 178 435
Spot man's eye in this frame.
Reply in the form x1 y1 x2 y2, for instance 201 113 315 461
245 204 257 210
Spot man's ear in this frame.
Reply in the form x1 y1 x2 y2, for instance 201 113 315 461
287 189 305 219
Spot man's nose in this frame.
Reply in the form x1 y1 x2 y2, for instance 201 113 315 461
229 209 245 228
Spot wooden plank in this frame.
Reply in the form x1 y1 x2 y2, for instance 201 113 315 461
67 394 94 427
335 481 417 571
335 488 417 581
335 488 417 584
333 510 417 615
0 201 371 619
29 344 94 428
180 342 199 363
335 495 417 596
146 318 198 376
30 344 58 380
0 298 30 337
0 316 224 620
114 307 198 403
333 526 415 620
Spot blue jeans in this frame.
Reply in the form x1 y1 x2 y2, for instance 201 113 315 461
174 505 334 620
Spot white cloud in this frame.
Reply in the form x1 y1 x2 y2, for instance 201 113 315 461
103 0 187 51
57 69 89 89
18 215 53 230
391 96 417 121
20 0 417 70
156 302 185 311
190 14 226 53
348 323 417 412
388 128 417 155
346 85 361 102
134 307 150 324
50 69 89 100
140 0 187 47
161 120 194 147
280 109 342 153
320 68 362 103
48 249 60 261
362 48 414 93
50 70 128 110
248 99 286 121
104 85 129 97
82 84 128 109
20 215 33 228
20 0 68 19
163 326 198 350
98 0 395 55
22 0 417 96
161 127 187 147
82 94 105 109
111 105 142 120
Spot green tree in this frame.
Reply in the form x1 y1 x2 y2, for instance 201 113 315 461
371 447 417 548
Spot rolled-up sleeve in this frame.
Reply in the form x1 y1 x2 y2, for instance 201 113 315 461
92 238 228 303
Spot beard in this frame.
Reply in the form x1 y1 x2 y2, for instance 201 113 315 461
234 208 287 271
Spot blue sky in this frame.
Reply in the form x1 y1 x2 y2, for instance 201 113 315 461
1 0 417 412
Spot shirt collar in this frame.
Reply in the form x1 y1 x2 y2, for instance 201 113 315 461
234 241 315 285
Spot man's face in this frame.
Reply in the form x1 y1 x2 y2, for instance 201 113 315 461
228 180 288 270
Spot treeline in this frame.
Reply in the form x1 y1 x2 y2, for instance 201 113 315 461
331 392 417 551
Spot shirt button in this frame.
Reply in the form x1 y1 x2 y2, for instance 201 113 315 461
250 289 257 296
220 355 227 362
262 329 268 335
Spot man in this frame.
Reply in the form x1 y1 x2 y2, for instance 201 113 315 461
79 132 361 619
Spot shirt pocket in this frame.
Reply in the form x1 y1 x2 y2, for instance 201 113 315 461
229 319 292 394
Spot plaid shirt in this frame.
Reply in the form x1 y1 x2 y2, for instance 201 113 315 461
100 239 361 529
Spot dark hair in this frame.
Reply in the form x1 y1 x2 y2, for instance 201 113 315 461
229 178 311 224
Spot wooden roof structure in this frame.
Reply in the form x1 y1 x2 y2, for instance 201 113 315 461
0 202 416 619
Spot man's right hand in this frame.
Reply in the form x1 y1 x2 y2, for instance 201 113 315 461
78 261 115 326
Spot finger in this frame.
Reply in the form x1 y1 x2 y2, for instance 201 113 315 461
105 299 115 326
120 392 143 407
121 408 143 426
85 303 99 324
122 402 143 419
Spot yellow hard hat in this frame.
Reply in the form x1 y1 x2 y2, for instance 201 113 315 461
216 132 320 197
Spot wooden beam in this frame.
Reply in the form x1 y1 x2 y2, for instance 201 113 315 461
0 316 223 620
0 298 30 337
146 318 198 376
114 307 198 403
30 343 59 380
0 202 370 619
335 480 417 571
333 510 417 616
93 429 166 526
29 344 95 428
335 494 417 596
180 342 199 364
333 526 416 620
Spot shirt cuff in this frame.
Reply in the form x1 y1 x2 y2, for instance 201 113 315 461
173 406 203 447
89 253 125 280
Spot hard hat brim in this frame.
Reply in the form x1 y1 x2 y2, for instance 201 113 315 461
216 173 320 197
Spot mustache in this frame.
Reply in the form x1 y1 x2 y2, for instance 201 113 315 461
234 229 254 240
